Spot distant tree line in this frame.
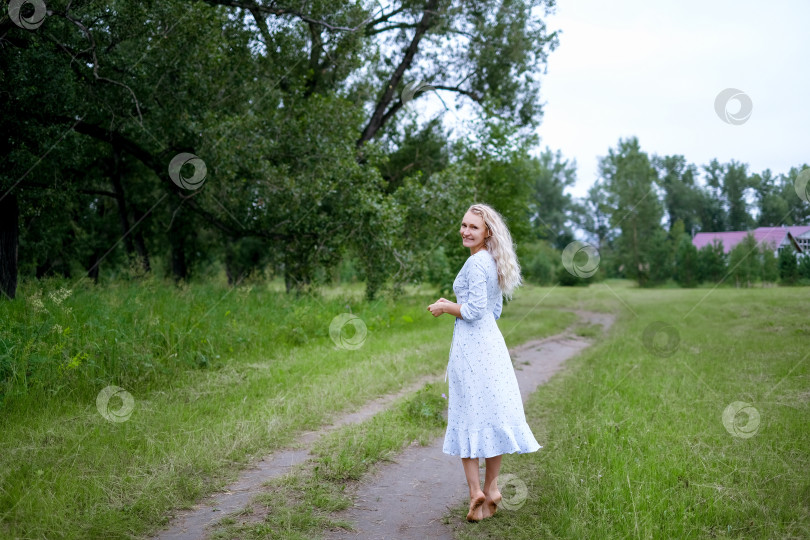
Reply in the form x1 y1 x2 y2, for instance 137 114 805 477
564 137 809 288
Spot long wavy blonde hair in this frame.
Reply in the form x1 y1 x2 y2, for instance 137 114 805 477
468 203 522 299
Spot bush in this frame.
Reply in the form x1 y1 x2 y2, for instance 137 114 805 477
778 248 800 284
798 255 810 281
697 241 726 283
674 234 699 287
556 264 590 286
424 246 456 296
520 241 558 285
727 234 760 287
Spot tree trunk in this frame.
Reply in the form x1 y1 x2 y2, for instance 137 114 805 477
134 209 152 273
86 250 103 283
171 238 187 282
166 199 189 282
111 149 135 256
284 265 293 293
632 220 643 286
111 150 151 273
0 193 19 299
85 198 108 282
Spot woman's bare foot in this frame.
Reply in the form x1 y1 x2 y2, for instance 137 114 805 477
481 490 502 519
467 492 486 522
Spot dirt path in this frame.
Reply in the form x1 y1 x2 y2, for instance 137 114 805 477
152 372 442 539
153 310 614 539
325 310 615 539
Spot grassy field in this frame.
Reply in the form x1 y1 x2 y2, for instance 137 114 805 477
0 277 573 539
2 278 807 539
453 284 810 539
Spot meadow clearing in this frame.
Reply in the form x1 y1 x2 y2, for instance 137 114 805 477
1 278 807 539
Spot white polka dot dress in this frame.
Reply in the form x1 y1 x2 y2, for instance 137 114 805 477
443 249 542 459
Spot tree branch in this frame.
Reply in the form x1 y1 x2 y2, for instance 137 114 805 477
248 7 272 45
18 181 117 198
356 0 441 148
305 20 323 95
200 0 369 33
57 6 144 124
364 22 418 37
363 5 407 30
67 118 163 176
429 84 483 103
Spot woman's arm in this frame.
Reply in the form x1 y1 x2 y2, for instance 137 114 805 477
456 260 488 321
428 258 489 320
427 297 463 318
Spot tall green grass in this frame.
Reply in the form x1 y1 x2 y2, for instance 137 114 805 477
0 276 393 407
455 285 810 539
0 276 573 539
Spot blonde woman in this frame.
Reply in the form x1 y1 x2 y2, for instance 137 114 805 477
428 203 541 522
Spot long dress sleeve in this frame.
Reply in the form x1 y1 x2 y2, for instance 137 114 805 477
459 258 488 321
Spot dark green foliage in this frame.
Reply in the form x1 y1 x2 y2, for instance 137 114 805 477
528 148 580 245
674 234 699 287
556 265 589 287
761 245 780 283
722 160 755 231
598 137 663 287
377 118 450 194
1 0 561 299
753 169 791 226
697 241 727 283
798 255 810 282
728 233 761 287
647 227 674 286
423 246 456 296
1 1 807 298
654 155 701 235
520 241 558 285
779 247 800 284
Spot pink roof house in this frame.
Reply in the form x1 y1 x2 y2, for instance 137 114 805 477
692 226 804 255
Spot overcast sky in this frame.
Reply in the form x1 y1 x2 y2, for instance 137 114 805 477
534 0 810 198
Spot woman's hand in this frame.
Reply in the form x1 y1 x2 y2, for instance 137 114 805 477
427 301 445 317
428 297 463 319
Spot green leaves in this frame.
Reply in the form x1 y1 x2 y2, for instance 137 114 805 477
1 0 568 296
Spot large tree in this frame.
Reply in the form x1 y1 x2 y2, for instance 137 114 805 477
702 159 754 232
752 169 790 226
653 154 701 235
598 137 663 286
528 147 578 249
1 0 560 298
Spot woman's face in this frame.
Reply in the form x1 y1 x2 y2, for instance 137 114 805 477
460 211 488 251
